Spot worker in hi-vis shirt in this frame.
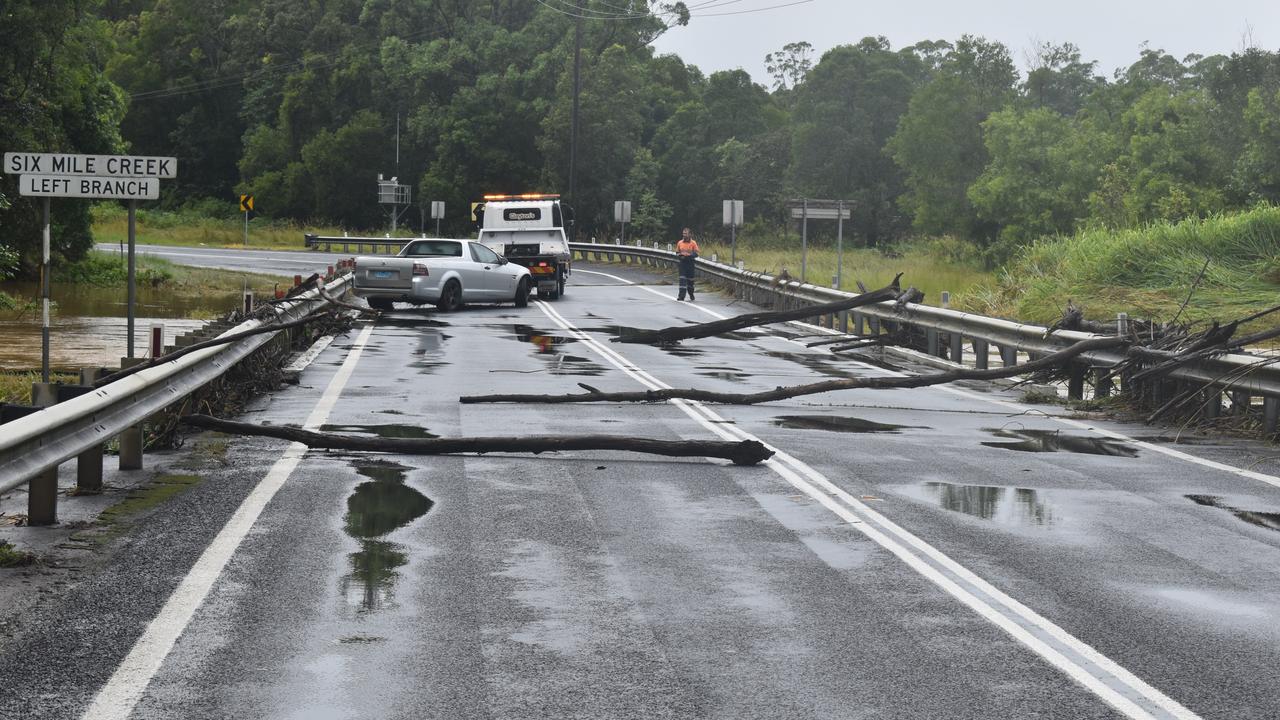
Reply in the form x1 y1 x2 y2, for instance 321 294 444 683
675 227 699 301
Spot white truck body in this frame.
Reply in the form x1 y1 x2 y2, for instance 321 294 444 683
476 198 572 299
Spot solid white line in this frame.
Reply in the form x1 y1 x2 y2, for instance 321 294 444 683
80 322 376 720
582 265 1280 490
533 299 1199 720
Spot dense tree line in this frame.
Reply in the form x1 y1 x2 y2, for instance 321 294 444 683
4 0 1280 276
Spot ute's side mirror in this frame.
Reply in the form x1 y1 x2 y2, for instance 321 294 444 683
498 257 508 265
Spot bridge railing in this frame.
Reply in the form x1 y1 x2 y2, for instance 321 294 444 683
0 274 354 503
569 241 1280 434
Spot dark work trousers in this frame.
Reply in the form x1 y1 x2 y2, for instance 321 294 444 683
677 255 697 300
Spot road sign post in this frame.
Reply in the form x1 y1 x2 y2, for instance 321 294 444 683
614 201 631 244
127 200 137 358
4 152 176 364
787 199 851 287
431 200 445 237
240 195 254 246
722 199 743 265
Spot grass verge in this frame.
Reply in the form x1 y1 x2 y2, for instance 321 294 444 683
92 204 413 251
0 540 38 567
0 371 80 404
960 206 1280 332
54 251 282 296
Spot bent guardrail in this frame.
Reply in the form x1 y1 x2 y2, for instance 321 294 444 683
569 241 1280 435
0 274 353 516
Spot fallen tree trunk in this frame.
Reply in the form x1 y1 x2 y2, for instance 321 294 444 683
614 274 902 344
182 415 775 466
463 337 1126 406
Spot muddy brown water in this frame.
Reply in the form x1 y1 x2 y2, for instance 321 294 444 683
0 280 250 370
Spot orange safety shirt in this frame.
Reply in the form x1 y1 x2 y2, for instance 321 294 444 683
676 239 700 256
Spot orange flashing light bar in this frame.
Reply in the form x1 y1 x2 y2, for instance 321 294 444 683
482 193 560 200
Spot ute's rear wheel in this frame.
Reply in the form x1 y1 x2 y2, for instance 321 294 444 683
436 280 462 312
514 277 530 308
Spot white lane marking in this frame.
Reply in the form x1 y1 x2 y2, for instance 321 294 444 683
581 266 1280 490
533 299 1199 720
80 323 376 720
283 334 337 374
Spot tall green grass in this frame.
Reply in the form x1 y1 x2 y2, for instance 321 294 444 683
91 204 368 251
961 206 1280 330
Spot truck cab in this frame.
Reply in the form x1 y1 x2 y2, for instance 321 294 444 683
475 194 572 300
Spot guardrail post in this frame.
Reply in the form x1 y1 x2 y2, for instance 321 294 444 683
926 328 939 357
949 333 963 363
839 311 849 333
868 316 881 335
28 382 60 525
1231 391 1251 417
1265 397 1279 435
75 368 106 492
118 357 148 470
973 339 989 370
1202 389 1221 420
852 312 864 335
1094 369 1113 398
999 345 1017 368
1068 364 1086 400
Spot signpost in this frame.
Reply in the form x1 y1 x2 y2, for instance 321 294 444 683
3 152 176 368
722 199 743 265
614 200 632 244
430 200 445 237
240 194 254 245
788 199 851 286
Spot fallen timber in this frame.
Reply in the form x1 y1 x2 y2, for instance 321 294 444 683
462 337 1127 406
612 275 902 344
182 415 775 466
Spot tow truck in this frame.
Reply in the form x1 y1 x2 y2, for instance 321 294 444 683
475 193 572 300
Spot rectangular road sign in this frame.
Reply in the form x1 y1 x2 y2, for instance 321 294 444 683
789 207 850 220
431 200 445 219
19 174 160 200
4 152 177 178
614 200 631 223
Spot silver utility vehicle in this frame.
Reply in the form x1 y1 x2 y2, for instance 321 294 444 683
352 238 532 311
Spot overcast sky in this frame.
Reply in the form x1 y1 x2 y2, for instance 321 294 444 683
649 0 1280 85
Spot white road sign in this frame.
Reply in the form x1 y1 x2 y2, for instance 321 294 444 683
789 207 850 220
4 152 177 178
19 174 160 200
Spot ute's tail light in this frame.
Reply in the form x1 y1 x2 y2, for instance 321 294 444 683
413 262 429 276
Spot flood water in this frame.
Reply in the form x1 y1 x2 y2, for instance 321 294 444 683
0 281 247 370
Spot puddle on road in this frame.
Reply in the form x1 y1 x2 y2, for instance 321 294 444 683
763 350 859 379
773 415 923 433
341 460 433 615
510 324 576 354
921 481 1055 526
1186 495 1280 533
321 423 438 439
409 330 450 374
981 428 1139 457
480 324 606 375
697 365 752 382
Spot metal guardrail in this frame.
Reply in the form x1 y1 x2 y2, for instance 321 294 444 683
0 275 353 491
304 234 408 254
569 241 1280 431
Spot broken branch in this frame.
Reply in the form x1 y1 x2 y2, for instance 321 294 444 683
613 274 902 345
463 337 1125 406
182 415 775 466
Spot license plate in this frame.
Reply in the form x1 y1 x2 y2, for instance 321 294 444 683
373 270 395 279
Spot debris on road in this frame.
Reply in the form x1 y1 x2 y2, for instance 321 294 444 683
182 415 776 466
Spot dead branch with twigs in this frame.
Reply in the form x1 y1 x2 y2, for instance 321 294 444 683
462 337 1126 406
181 415 775 466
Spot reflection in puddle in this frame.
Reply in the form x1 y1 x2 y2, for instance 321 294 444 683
981 428 1138 457
763 351 858 379
494 324 605 375
1186 495 1280 532
378 316 451 328
923 482 1054 526
321 423 438 439
511 324 576 354
410 329 449 374
697 366 752 382
773 415 922 433
341 462 433 614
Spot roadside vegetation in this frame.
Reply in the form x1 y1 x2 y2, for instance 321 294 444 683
49 249 282 297
91 204 349 252
0 371 79 405
959 206 1280 331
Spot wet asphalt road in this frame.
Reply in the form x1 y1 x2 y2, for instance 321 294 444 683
4 261 1280 719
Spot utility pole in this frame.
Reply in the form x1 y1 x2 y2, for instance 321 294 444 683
568 0 583 241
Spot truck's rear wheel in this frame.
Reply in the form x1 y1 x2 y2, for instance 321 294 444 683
514 278 530 308
556 274 566 298
436 280 462 312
